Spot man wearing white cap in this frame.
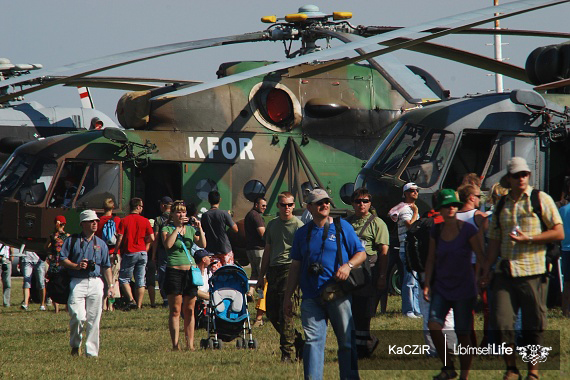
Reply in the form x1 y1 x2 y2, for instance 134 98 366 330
59 209 113 357
481 157 563 380
389 182 421 318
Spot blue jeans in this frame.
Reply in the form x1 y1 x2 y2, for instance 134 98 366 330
301 295 359 380
118 252 147 288
399 246 420 315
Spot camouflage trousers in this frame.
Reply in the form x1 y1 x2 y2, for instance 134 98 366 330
266 264 299 357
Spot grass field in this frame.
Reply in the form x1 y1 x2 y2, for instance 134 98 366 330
0 277 567 379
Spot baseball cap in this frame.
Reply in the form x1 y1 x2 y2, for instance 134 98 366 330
436 189 463 210
54 215 66 225
79 210 99 223
500 157 531 188
160 196 173 205
403 182 418 194
306 188 331 204
194 249 213 262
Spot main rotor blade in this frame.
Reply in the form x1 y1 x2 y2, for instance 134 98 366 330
0 31 269 103
534 77 570 91
59 76 202 91
156 0 569 100
362 26 570 39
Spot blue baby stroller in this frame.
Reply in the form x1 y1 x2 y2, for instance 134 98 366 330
199 264 258 349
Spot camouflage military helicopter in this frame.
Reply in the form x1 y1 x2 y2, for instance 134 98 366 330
0 0 568 275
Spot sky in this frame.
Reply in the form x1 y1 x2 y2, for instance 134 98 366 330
3 0 570 124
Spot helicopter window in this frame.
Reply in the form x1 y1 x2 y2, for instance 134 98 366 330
339 183 355 205
196 179 218 202
0 154 33 198
243 180 266 203
372 123 424 176
49 162 88 208
13 159 58 205
255 88 294 128
75 163 121 210
400 131 454 188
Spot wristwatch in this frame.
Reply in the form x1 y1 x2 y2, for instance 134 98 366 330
347 262 354 269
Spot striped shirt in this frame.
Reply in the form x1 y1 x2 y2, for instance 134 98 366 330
489 186 562 277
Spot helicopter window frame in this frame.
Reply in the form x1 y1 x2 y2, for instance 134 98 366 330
75 161 122 211
397 129 455 188
9 156 58 206
48 160 122 210
371 122 427 176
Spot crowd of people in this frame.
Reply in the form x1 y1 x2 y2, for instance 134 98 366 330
1 156 567 380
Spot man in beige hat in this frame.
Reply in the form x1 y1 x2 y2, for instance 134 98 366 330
60 209 113 357
481 157 563 380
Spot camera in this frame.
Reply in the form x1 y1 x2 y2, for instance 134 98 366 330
86 260 96 272
308 262 324 276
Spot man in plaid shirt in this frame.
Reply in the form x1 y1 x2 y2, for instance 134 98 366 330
481 157 563 380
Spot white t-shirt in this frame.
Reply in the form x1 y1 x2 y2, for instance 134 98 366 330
198 268 210 294
397 205 417 245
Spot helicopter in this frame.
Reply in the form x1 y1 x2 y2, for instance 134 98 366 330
0 0 568 279
0 58 120 158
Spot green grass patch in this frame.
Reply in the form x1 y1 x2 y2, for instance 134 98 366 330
0 277 567 379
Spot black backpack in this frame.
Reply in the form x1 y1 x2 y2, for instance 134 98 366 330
494 189 561 273
405 216 440 274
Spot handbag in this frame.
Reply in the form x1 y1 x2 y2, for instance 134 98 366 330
46 235 78 304
333 217 372 293
179 232 203 287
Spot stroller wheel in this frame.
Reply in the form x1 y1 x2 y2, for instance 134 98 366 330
214 340 223 350
199 339 208 349
236 339 242 349
206 339 214 350
248 338 258 349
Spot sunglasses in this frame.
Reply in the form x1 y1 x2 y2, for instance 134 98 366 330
510 172 530 179
314 199 330 206
279 202 295 208
353 199 371 204
407 189 419 193
473 194 482 198
173 200 186 205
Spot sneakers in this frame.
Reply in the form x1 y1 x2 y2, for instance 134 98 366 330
433 366 457 380
20 303 28 311
405 312 421 319
39 305 46 311
71 347 80 356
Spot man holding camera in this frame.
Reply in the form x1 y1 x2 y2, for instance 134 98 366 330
481 157 563 380
60 210 113 357
284 189 366 380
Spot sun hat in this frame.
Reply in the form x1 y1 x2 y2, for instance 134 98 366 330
436 189 463 210
402 182 418 194
79 209 99 223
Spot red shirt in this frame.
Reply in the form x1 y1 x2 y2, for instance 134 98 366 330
117 213 153 254
96 215 121 254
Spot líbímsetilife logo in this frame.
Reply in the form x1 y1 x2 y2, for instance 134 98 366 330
516 345 552 366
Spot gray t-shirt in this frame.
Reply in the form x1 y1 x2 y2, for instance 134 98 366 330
265 217 304 266
201 208 235 255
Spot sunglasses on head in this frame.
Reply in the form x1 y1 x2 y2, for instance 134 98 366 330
279 202 294 208
510 172 530 179
314 199 330 206
173 200 186 205
353 199 371 204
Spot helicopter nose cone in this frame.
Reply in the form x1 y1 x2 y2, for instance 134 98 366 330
298 5 325 17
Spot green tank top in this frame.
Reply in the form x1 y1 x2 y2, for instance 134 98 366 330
162 225 196 266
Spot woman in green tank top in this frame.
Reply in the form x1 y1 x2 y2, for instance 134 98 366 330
162 201 206 351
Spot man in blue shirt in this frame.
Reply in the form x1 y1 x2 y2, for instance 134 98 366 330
284 189 366 380
60 209 113 357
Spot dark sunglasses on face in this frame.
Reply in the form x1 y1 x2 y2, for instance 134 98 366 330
473 194 482 198
353 199 371 204
510 172 530 179
279 202 294 208
406 189 419 193
314 199 330 206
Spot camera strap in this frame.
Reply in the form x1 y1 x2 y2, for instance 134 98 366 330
306 220 330 265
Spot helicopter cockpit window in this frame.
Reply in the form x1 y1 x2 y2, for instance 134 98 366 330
372 124 424 176
400 131 454 188
12 157 58 205
50 162 88 208
0 154 33 198
75 163 120 210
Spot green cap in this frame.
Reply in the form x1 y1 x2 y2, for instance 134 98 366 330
436 189 463 210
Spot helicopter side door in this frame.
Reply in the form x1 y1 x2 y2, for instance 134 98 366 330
132 162 182 218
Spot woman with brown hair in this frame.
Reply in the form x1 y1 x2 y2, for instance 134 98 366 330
162 201 206 350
